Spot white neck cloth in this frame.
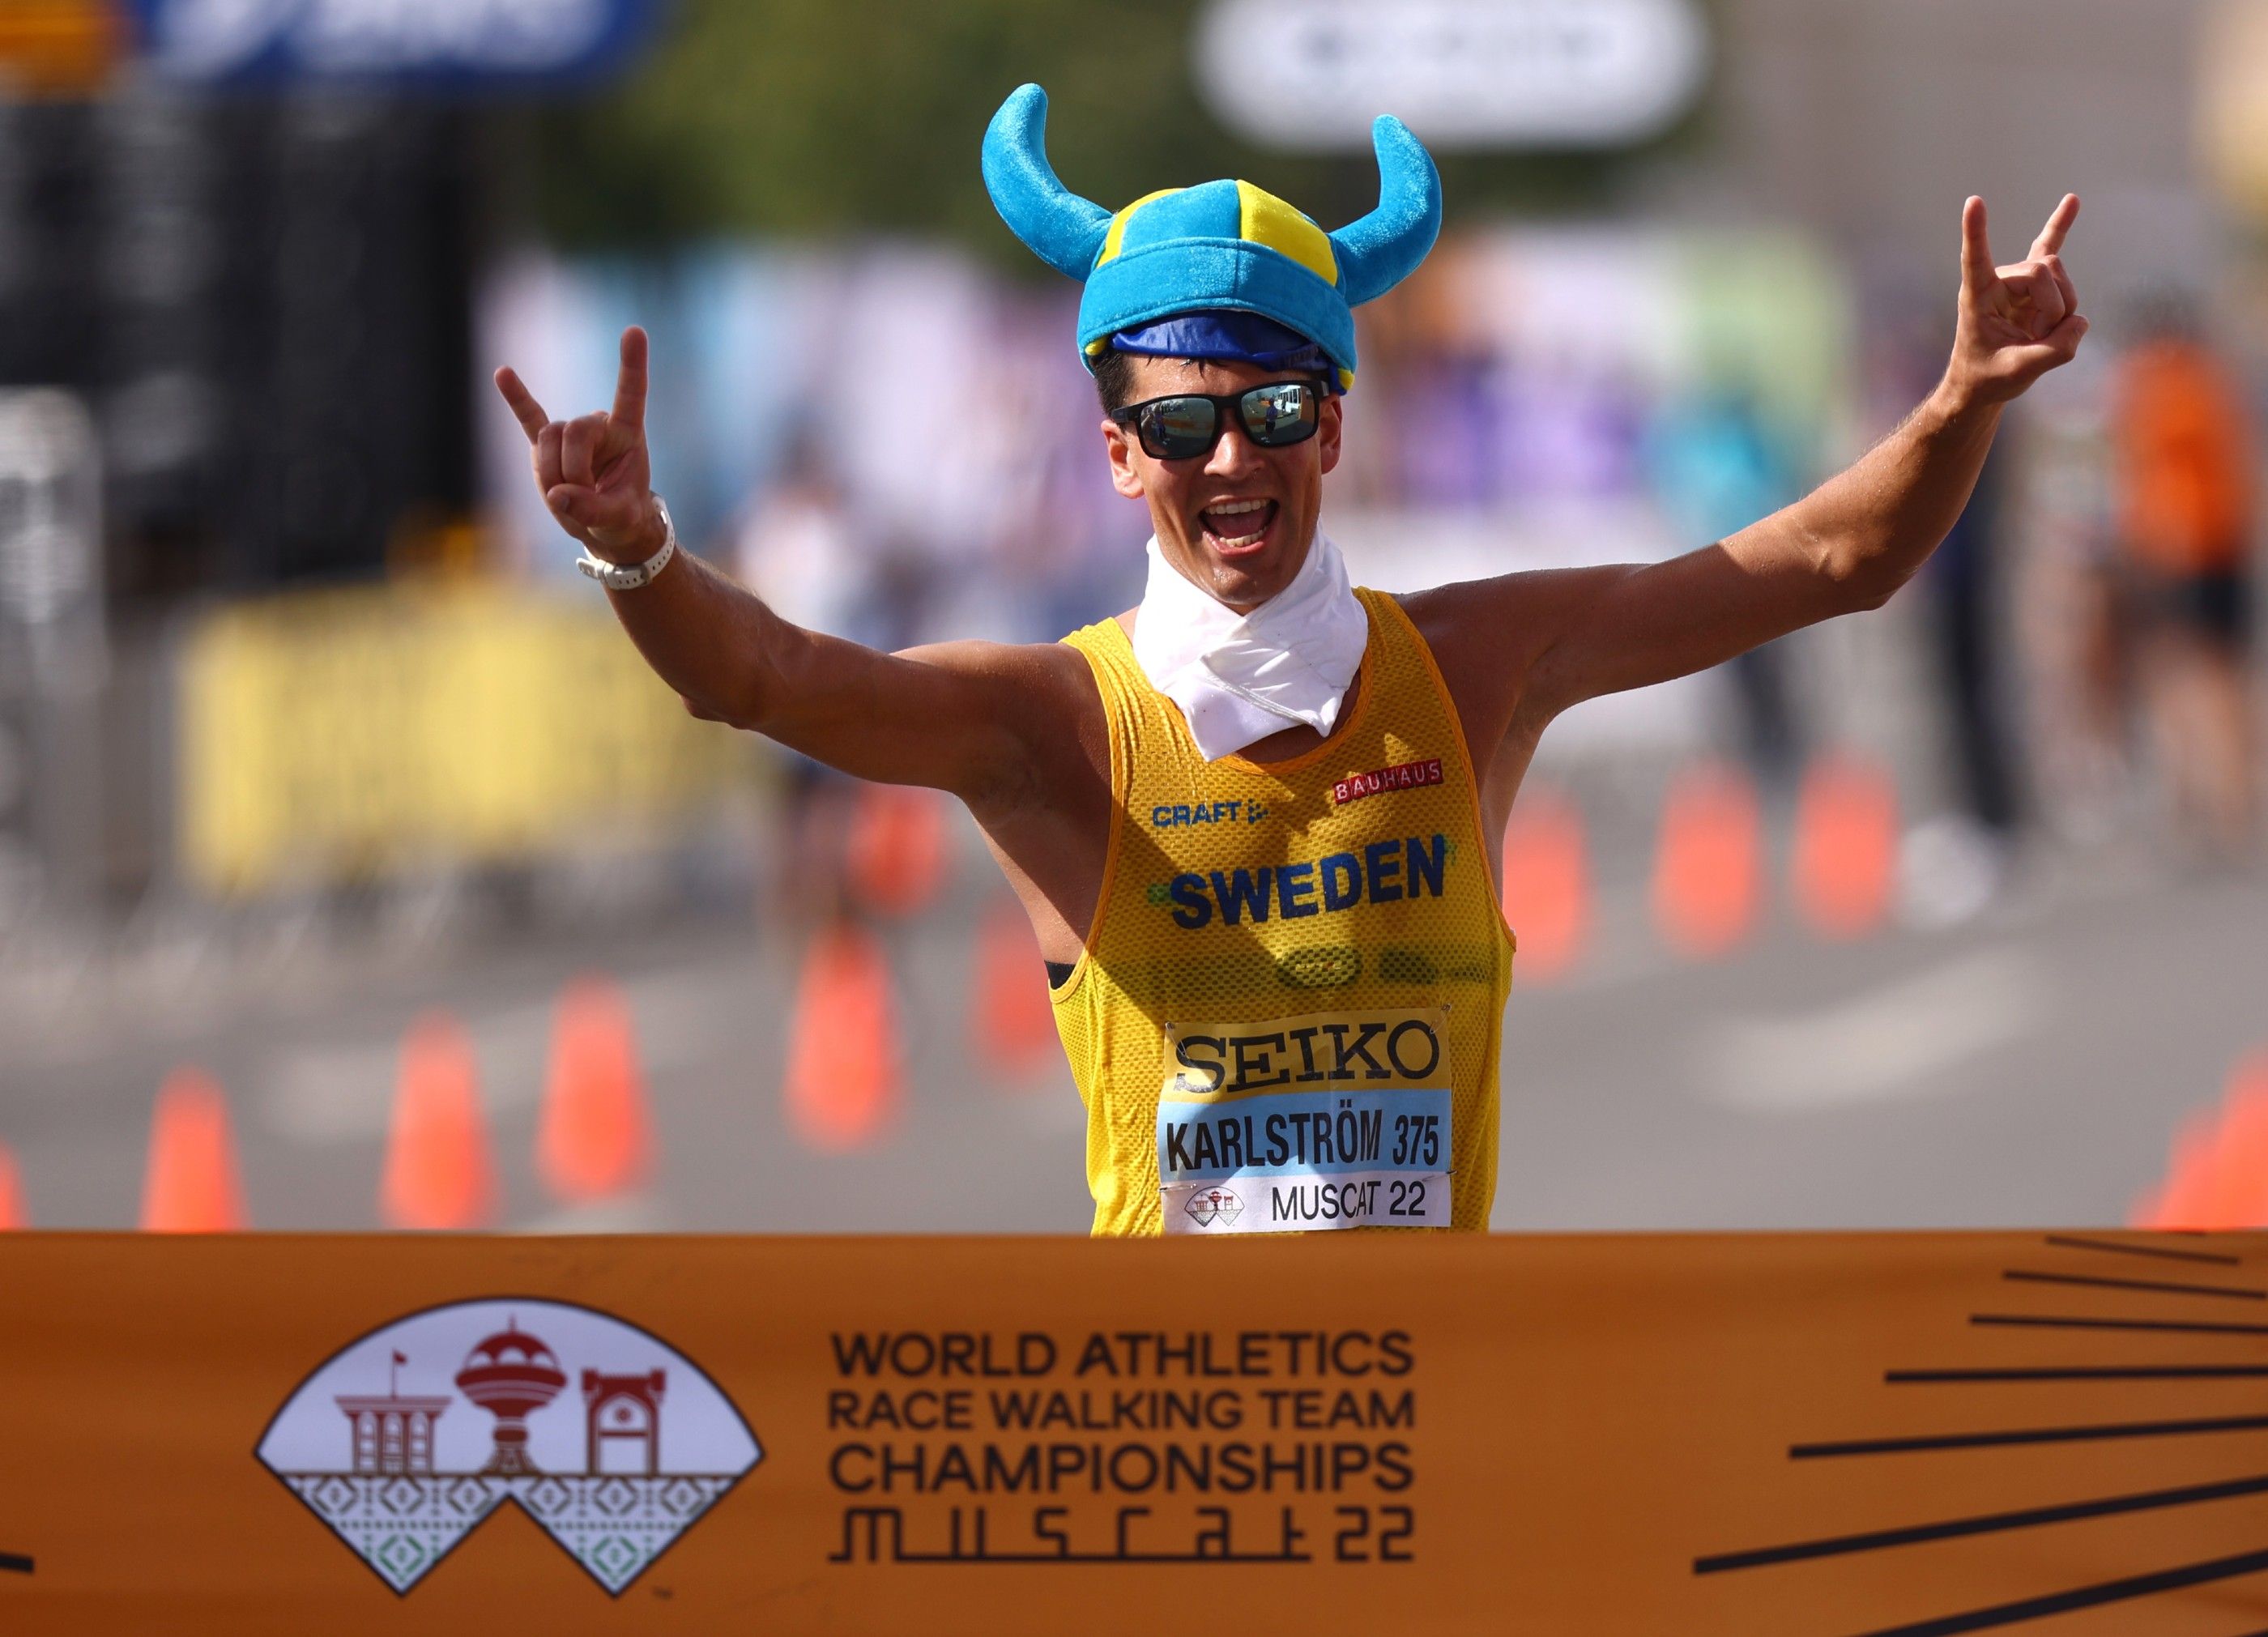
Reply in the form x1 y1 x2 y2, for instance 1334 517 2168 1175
1130 529 1369 761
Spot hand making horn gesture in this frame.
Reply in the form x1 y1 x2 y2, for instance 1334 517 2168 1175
1950 193 2087 403
494 325 664 565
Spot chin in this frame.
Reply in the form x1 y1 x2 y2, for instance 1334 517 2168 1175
1194 547 1293 607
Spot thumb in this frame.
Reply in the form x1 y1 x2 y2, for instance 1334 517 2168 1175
1998 313 2090 382
544 483 642 541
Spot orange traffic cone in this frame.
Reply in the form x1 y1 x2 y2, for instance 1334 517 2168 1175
142 1068 246 1232
382 1012 497 1230
1792 752 1899 940
846 784 949 918
785 923 902 1150
1652 762 1762 958
2132 1051 2268 1229
536 977 654 1204
972 899 1059 1078
0 1144 23 1230
1500 784 1589 983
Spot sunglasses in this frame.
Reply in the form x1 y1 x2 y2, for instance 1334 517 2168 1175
1110 380 1325 461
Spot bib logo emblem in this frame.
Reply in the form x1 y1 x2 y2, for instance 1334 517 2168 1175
256 1298 761 1597
1183 1187 1245 1228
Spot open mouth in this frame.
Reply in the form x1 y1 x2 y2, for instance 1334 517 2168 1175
1198 498 1278 555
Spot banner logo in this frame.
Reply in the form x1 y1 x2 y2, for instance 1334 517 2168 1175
255 1298 761 1597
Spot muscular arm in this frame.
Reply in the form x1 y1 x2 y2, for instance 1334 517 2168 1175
600 544 1078 798
1515 380 2005 716
1419 194 2087 757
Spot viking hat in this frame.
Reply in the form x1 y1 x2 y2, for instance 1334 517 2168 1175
980 83 1441 390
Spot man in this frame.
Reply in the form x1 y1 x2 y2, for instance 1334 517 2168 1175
493 86 2086 1238
2107 294 2257 856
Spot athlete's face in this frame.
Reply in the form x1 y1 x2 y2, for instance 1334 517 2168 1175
1101 356 1343 612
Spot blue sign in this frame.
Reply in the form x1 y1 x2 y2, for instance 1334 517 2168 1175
125 0 663 87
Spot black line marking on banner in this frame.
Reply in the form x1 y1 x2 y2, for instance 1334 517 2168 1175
0 1553 28 1575
1844 1544 2268 1636
2042 1234 2242 1265
2002 1270 2266 1301
1695 1471 2268 1575
1793 1412 2268 1459
1972 1313 2268 1336
1889 1365 2268 1383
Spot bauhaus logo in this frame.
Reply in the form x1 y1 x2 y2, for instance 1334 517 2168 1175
255 1298 761 1597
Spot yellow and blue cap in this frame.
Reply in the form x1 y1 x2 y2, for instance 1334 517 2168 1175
980 83 1442 391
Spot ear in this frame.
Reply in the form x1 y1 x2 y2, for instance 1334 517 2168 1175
1101 418 1146 500
1317 394 1344 476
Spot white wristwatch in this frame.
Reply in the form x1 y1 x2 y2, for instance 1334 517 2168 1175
575 497 677 590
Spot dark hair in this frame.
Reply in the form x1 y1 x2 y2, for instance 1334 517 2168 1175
1092 346 1140 415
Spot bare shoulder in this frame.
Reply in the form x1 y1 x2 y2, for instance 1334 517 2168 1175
1387 571 1591 751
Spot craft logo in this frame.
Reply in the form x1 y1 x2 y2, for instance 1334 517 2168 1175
256 1298 761 1597
1331 758 1442 807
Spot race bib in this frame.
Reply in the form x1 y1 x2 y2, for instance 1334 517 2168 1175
1157 1006 1453 1234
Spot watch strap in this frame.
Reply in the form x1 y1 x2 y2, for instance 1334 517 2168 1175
575 499 677 590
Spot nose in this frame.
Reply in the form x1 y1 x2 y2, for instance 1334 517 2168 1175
1202 418 1266 480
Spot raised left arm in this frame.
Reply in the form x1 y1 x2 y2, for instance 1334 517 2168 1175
1469 194 2086 731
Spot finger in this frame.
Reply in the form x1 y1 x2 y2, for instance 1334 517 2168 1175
534 422 565 493
547 483 646 539
1960 196 1993 292
494 368 548 444
2002 313 2091 377
2040 251 2078 316
2030 192 2079 259
2008 265 2067 328
2044 309 2089 356
544 483 599 539
612 326 649 435
561 416 600 488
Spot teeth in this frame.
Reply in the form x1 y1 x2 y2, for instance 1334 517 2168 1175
1208 499 1268 515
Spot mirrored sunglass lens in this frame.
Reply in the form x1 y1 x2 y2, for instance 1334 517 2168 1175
1142 399 1217 456
1241 383 1316 445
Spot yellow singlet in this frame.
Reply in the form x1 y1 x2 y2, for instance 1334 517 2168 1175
1052 586 1516 1238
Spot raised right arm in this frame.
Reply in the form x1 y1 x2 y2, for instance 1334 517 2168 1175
494 326 1088 803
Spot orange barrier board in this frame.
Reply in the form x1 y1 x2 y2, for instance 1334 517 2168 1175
4 1231 2268 1633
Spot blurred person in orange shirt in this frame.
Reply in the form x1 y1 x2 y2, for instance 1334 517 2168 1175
2109 294 2258 855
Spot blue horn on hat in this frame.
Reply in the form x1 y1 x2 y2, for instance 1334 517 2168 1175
1328 116 1443 306
981 83 1111 279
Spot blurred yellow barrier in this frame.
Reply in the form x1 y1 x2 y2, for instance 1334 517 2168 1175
3 1230 2266 1633
177 582 741 894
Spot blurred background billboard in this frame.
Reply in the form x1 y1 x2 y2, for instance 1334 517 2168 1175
0 0 2264 1239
